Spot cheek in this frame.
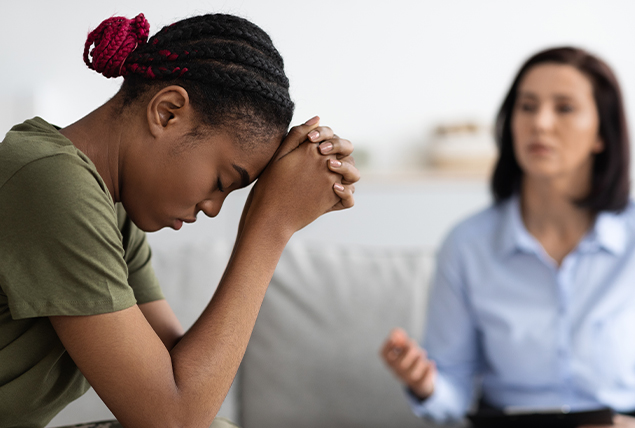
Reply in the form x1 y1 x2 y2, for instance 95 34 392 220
565 112 601 155
510 115 528 160
510 112 530 146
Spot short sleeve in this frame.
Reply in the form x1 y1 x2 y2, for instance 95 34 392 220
0 154 137 319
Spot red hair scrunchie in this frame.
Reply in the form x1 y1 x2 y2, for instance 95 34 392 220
83 13 150 78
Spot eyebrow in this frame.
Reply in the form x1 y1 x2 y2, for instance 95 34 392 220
233 164 251 188
517 91 575 101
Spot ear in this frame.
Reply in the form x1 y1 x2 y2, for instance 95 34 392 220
146 85 190 138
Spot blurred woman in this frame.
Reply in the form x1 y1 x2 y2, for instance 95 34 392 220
381 47 635 427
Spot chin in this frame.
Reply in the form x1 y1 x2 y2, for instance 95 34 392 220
519 160 559 178
141 224 164 233
523 168 563 183
125 209 162 233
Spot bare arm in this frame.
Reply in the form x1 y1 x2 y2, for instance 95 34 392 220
50 120 358 428
138 300 184 351
51 223 287 428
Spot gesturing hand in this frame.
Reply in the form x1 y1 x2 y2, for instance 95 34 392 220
380 328 437 400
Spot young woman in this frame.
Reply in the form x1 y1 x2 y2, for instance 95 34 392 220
381 47 635 428
0 13 359 428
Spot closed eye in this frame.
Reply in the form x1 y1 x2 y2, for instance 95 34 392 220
216 177 225 193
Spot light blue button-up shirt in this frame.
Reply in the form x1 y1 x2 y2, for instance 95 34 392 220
409 196 635 422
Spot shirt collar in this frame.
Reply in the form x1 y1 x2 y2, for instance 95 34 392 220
496 195 541 257
581 208 628 255
496 195 629 257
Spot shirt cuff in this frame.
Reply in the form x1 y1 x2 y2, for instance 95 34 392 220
405 374 463 423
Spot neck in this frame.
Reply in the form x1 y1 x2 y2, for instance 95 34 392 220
59 101 125 202
520 170 595 264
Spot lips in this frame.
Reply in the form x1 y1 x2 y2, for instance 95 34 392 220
527 142 552 155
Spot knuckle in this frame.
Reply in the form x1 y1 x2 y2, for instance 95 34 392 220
287 126 305 138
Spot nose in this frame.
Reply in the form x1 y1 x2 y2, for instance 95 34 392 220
197 195 226 219
533 104 555 132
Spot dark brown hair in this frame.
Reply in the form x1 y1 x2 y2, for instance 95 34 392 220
492 47 630 212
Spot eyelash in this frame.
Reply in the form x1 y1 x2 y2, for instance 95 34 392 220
517 102 574 113
216 178 225 193
557 104 574 113
519 102 536 112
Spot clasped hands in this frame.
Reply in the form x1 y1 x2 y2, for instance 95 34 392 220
237 116 359 240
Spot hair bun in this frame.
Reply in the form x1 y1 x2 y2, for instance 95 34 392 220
83 13 150 78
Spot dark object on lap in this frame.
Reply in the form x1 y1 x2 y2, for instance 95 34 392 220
468 407 614 428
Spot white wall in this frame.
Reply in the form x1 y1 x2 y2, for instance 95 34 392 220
3 0 635 172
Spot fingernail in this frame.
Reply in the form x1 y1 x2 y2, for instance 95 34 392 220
330 159 342 167
334 183 345 191
304 116 319 126
320 142 333 153
308 130 320 141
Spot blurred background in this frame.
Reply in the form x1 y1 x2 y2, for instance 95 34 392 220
4 0 635 250
3 0 635 175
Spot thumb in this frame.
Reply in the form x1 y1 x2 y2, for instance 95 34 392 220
276 116 320 159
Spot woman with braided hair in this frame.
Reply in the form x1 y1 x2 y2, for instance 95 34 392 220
0 13 358 428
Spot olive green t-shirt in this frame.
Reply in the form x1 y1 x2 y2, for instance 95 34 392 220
0 117 165 427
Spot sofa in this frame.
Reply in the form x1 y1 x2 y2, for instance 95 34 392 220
48 179 489 428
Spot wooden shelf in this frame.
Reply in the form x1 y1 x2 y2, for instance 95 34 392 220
357 168 491 183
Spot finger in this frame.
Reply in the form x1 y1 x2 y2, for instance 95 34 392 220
389 337 414 368
381 337 396 358
421 360 437 385
381 335 397 357
330 184 354 211
396 342 421 374
396 339 428 376
307 126 335 144
403 350 429 383
337 154 356 168
381 343 403 365
328 158 361 185
277 116 321 157
406 355 429 383
318 137 354 158
391 328 410 344
381 328 409 361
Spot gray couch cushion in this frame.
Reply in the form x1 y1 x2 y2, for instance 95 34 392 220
240 242 438 428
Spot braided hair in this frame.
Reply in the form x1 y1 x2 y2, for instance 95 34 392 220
84 13 294 146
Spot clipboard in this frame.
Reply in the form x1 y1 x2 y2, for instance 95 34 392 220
467 406 614 427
